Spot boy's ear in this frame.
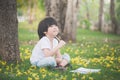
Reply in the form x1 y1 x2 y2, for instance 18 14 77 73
43 32 47 34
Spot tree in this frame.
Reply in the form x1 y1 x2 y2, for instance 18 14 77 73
98 0 104 31
110 0 118 34
0 0 20 63
45 0 80 42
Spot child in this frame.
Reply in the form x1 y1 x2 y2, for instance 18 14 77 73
30 17 70 69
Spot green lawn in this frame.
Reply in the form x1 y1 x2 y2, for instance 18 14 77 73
0 22 120 80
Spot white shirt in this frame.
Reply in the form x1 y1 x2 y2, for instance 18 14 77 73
30 36 58 62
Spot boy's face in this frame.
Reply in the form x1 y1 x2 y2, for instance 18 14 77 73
45 25 59 38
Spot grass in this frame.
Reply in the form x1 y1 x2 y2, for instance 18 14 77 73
0 21 120 80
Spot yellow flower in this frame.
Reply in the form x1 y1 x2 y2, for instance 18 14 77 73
28 77 32 80
42 74 46 78
72 78 76 80
68 40 72 43
106 63 111 68
81 75 86 80
6 66 9 71
75 49 79 55
0 68 2 72
55 74 59 77
39 68 47 73
31 73 38 77
35 77 39 80
1 61 6 66
118 69 120 72
16 71 22 76
89 77 94 80
94 48 97 51
30 65 36 69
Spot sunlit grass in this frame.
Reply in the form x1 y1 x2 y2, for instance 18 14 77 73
0 22 120 80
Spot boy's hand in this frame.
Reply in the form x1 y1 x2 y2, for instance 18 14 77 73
58 40 66 48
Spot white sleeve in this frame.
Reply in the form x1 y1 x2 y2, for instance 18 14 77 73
40 38 51 49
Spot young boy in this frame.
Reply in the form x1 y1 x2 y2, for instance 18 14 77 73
30 17 70 69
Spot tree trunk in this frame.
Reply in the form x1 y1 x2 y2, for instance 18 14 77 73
45 0 67 33
63 0 80 42
45 0 80 42
110 0 118 34
0 0 20 63
98 0 104 31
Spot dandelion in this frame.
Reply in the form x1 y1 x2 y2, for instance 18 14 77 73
23 71 28 75
106 63 111 68
81 75 86 80
94 48 97 51
6 66 9 71
42 74 46 78
31 73 38 77
16 70 23 76
39 68 47 73
118 69 120 72
72 78 77 80
1 61 6 66
72 73 76 77
68 40 72 43
34 77 39 80
87 45 90 48
89 77 94 80
30 65 36 69
55 74 59 77
28 77 32 80
60 75 66 80
0 68 2 72
75 49 79 55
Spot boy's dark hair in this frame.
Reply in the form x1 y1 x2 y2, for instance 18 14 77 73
38 17 58 39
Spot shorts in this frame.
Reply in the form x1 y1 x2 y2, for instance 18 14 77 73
30 53 70 67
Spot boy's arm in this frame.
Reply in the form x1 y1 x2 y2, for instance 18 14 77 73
43 40 66 57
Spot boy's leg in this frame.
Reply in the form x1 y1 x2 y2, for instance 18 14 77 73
59 59 68 67
56 57 62 65
37 57 57 67
58 53 70 67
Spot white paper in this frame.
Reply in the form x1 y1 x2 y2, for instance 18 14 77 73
70 67 101 74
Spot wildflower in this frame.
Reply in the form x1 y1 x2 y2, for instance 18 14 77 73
42 74 46 78
89 77 93 80
1 61 6 66
72 78 77 80
16 70 23 76
34 77 39 80
30 65 36 69
94 48 97 51
81 75 86 80
68 40 72 43
28 77 32 80
0 68 2 72
89 77 94 80
55 74 59 77
6 66 9 71
75 49 79 55
106 63 111 68
39 68 47 73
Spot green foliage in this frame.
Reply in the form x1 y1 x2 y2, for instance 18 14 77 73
81 19 92 29
38 0 45 11
17 0 45 16
78 0 99 22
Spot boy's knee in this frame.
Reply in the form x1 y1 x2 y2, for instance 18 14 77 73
30 60 38 66
62 53 70 63
47 57 57 66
